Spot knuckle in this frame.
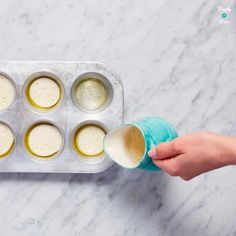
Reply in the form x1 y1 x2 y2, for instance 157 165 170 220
171 139 182 153
156 144 166 155
169 170 179 177
167 169 178 176
181 175 192 181
168 165 181 177
167 170 177 176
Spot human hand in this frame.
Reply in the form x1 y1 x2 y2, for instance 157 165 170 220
148 132 236 180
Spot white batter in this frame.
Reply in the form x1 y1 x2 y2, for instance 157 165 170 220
75 79 107 110
27 124 62 157
104 125 145 168
0 75 15 111
0 123 14 156
76 125 105 156
29 78 60 108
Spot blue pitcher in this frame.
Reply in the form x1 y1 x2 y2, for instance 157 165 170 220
104 117 178 171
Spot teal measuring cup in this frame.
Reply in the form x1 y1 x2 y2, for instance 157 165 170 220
104 117 178 171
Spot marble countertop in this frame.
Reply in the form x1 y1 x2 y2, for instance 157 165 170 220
0 0 236 235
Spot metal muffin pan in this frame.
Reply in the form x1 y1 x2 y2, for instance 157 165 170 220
0 61 124 173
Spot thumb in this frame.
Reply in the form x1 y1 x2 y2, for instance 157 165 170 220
148 140 182 160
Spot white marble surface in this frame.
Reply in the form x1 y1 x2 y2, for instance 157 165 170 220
0 0 236 235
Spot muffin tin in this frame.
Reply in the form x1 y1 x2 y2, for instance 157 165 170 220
0 61 124 173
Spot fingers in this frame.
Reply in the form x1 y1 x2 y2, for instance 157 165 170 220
148 139 183 160
153 156 193 180
153 158 179 176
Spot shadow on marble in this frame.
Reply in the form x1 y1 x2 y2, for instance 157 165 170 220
0 164 121 185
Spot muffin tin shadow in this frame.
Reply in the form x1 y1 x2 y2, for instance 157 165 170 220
0 61 123 173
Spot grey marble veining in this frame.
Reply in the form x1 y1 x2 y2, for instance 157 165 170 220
0 0 236 235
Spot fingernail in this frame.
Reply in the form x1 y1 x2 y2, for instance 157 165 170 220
148 148 156 158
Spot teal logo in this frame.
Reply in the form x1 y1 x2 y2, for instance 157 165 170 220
218 6 231 24
221 12 228 19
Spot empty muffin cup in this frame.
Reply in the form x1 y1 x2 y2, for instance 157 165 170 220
72 122 107 160
71 73 113 113
24 72 64 112
0 73 16 112
0 122 15 158
24 122 64 160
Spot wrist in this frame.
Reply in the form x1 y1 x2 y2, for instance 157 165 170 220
221 136 236 165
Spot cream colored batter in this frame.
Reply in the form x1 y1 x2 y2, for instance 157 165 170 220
0 75 15 111
104 125 145 168
76 125 105 156
29 78 60 108
0 123 14 156
27 124 62 157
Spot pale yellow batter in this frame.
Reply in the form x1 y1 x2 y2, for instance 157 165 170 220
0 123 14 157
0 75 15 111
29 78 60 108
75 125 105 156
27 124 62 157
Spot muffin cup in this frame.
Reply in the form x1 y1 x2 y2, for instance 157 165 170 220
0 121 16 159
23 120 64 163
71 72 113 113
23 72 65 113
72 120 108 164
0 72 17 113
